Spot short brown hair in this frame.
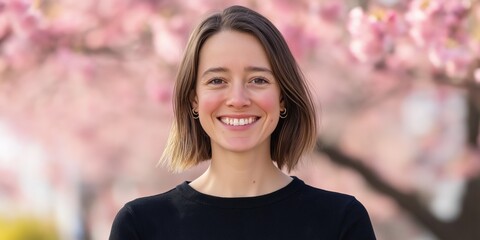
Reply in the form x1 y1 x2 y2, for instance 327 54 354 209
161 5 317 172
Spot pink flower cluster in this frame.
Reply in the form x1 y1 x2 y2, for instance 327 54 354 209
406 0 466 45
406 0 474 80
347 0 478 81
0 0 193 71
347 7 404 64
0 0 47 70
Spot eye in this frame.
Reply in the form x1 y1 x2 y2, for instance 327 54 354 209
250 77 269 85
208 78 226 85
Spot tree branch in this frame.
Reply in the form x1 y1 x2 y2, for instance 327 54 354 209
316 141 475 240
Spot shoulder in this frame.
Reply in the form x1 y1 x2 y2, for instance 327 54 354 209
114 184 186 227
295 180 376 239
298 181 359 208
109 186 185 240
125 185 184 216
295 179 372 222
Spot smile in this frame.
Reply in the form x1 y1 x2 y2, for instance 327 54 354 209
219 117 258 126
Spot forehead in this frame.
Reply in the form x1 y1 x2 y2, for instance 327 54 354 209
197 30 271 73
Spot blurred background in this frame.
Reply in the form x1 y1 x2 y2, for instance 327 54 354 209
1 0 479 239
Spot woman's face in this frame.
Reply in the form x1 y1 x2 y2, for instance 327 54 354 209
193 30 283 155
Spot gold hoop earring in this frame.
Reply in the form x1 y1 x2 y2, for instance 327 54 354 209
280 108 287 119
192 109 199 119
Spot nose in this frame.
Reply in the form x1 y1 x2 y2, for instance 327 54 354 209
226 83 250 108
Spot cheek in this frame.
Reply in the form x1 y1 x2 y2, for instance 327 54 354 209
197 93 222 113
257 92 281 113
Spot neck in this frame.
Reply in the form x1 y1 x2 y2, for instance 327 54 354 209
190 150 292 197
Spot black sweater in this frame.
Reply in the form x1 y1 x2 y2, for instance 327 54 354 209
109 177 376 240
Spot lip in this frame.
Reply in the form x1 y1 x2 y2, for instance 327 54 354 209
217 115 260 127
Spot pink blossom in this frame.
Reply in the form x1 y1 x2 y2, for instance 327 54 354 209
349 37 384 63
2 0 41 38
7 0 29 15
427 38 474 80
347 7 365 36
2 35 37 69
347 7 403 63
318 1 344 23
150 15 187 65
405 0 471 47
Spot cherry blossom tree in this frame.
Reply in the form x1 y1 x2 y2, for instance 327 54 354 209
0 0 479 239
321 0 480 239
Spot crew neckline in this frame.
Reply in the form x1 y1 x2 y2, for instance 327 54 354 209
176 176 305 209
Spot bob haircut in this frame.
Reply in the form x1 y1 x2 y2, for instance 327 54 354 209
161 5 317 172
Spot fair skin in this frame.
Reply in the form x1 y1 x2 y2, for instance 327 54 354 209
190 30 292 197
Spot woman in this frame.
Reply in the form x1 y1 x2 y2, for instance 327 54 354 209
110 5 376 240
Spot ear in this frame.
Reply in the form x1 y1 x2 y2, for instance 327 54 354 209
190 90 198 110
280 95 285 110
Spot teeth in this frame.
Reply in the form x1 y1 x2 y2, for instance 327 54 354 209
220 117 257 126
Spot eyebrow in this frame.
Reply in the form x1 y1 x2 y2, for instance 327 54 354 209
200 66 273 77
245 66 273 74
